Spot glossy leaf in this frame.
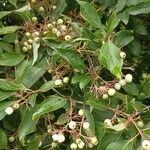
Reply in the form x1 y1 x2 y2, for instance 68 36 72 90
39 80 55 92
77 0 101 28
0 26 20 35
57 49 85 70
106 140 133 150
0 129 7 149
18 107 39 144
0 52 24 66
98 41 123 78
32 96 67 119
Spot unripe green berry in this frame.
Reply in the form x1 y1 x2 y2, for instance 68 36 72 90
39 6 44 12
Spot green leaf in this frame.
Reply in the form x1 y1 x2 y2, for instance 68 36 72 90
18 107 39 144
84 109 95 134
51 0 67 19
98 41 123 78
21 66 46 88
0 11 12 19
123 83 139 96
107 12 120 33
79 75 91 89
113 30 134 48
0 52 24 66
26 136 40 150
106 140 133 150
55 113 69 125
0 26 20 35
141 80 150 97
126 0 142 6
15 4 31 12
129 1 150 15
118 9 130 25
0 79 26 91
57 49 85 70
0 90 13 101
32 96 67 119
0 41 13 52
39 80 55 92
109 122 127 131
28 93 38 107
77 0 101 28
0 101 15 111
8 0 17 7
115 0 126 13
32 42 40 66
0 129 7 149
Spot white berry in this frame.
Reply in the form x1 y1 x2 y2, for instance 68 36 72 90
52 134 59 141
22 47 28 52
26 32 31 37
104 119 112 127
57 133 65 143
5 107 14 115
120 52 126 59
59 25 67 32
55 79 63 86
39 6 44 12
32 17 37 22
52 5 57 10
108 88 116 96
47 23 54 29
70 143 77 149
125 74 133 83
78 109 84 116
83 122 90 130
88 143 94 148
63 77 69 84
57 19 64 25
65 35 71 41
23 42 28 46
33 31 40 37
52 28 58 34
142 140 150 150
91 137 98 145
76 138 82 144
56 31 61 37
119 79 126 86
34 37 40 43
68 121 77 130
78 141 85 149
9 136 15 142
12 103 20 109
102 94 108 99
114 83 121 90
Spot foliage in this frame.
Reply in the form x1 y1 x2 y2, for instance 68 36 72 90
0 0 150 149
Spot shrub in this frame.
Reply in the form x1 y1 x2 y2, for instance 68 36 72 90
0 0 149 149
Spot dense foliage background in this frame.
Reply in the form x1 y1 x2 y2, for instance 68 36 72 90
0 0 150 149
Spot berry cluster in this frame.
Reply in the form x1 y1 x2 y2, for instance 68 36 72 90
46 18 73 41
50 109 98 149
54 77 69 87
22 29 40 52
102 73 133 99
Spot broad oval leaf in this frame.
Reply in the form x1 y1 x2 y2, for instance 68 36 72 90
0 129 7 149
106 140 133 150
109 122 127 131
0 26 20 35
57 48 85 71
39 80 55 92
0 90 13 101
18 107 39 144
32 95 68 119
98 41 123 78
77 0 101 28
0 52 24 66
